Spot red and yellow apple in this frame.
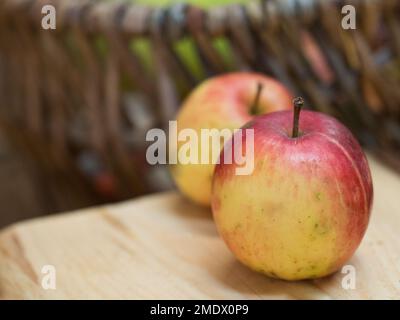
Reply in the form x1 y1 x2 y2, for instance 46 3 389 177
170 72 293 206
211 99 373 280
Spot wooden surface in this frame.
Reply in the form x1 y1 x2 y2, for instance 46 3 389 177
1 155 400 299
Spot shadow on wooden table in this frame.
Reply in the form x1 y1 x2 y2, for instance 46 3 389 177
168 194 338 299
210 257 339 300
167 194 217 238
1 154 398 299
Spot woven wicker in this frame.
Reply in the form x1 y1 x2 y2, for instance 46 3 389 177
0 0 399 203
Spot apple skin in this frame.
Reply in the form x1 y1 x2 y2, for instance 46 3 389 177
211 110 373 280
170 72 293 206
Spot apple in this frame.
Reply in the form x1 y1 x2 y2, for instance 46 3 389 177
170 72 293 206
211 98 373 280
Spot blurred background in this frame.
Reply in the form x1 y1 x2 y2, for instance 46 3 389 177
0 0 399 227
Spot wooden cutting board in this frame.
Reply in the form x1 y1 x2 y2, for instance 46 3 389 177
1 155 400 300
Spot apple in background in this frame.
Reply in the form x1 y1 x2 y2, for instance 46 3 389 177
170 72 293 206
211 98 373 280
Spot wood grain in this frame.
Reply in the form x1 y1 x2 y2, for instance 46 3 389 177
1 155 400 299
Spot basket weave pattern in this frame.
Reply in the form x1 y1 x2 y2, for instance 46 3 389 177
0 0 399 202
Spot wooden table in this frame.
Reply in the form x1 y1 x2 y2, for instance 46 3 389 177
1 155 400 299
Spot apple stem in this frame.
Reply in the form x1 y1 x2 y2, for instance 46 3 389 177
250 82 264 115
292 97 304 138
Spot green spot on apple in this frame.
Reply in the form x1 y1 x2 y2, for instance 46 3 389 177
313 222 330 236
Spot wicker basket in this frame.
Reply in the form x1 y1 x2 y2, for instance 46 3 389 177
0 0 399 205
